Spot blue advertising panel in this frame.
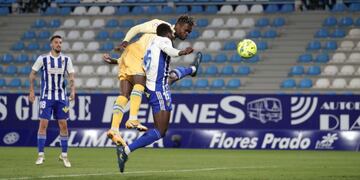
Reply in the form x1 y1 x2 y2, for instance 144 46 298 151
0 93 359 150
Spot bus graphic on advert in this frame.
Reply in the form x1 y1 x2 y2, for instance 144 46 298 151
247 98 282 123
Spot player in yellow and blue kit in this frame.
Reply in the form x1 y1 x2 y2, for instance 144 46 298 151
115 23 202 173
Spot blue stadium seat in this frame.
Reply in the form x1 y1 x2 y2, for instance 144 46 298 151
44 7 57 16
22 31 36 40
331 29 346 38
257 41 268 50
16 54 29 63
136 19 148 25
314 28 329 38
272 17 285 27
214 53 227 63
307 40 321 50
281 4 294 13
298 54 312 63
41 43 51 51
49 19 61 28
324 41 337 50
230 53 242 63
59 7 71 15
132 6 144 15
196 19 208 27
8 78 21 88
223 41 237 51
146 6 159 14
263 29 277 38
246 55 260 63
55 0 65 3
195 79 209 89
332 3 346 12
11 41 25 51
117 6 130 15
0 7 10 15
0 78 5 87
205 5 217 14
202 53 212 63
307 66 321 75
205 65 218 76
323 16 337 27
349 3 360 12
339 17 353 27
191 5 204 14
176 6 188 14
110 52 120 59
315 53 329 63
23 79 32 88
237 66 251 75
160 6 174 14
265 4 279 13
19 66 31 74
178 79 192 89
281 79 296 88
211 79 225 89
2 53 14 63
256 18 270 27
100 42 114 51
188 30 200 39
298 78 312 88
111 31 125 40
33 19 46 28
31 54 38 62
221 65 234 76
289 66 304 76
27 42 40 51
5 65 17 75
120 19 135 28
247 29 261 38
168 18 176 24
106 19 119 28
96 30 109 40
38 31 51 39
0 66 2 73
226 79 241 89
356 18 360 26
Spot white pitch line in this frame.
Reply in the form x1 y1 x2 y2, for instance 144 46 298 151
0 166 277 180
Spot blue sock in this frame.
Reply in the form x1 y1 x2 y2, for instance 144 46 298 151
172 66 193 80
37 134 46 153
60 135 68 153
128 129 162 152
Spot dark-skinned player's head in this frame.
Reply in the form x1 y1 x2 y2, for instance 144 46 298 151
157 23 175 40
174 15 194 40
50 35 62 54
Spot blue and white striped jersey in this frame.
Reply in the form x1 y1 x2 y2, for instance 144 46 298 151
143 36 181 91
32 52 74 101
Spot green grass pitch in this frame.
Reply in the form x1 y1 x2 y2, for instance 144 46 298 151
0 147 359 180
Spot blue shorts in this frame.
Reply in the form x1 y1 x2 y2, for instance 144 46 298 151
146 87 172 114
39 99 69 120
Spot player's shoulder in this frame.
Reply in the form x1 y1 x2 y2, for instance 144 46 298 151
38 53 48 58
61 53 72 60
154 36 171 43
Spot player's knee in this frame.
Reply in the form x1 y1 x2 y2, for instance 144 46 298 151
132 84 145 93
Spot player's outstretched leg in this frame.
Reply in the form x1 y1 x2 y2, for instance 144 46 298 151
107 96 128 146
116 145 128 173
125 81 148 132
169 52 202 84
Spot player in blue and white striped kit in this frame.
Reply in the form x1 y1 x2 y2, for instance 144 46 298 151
116 23 202 173
28 35 75 168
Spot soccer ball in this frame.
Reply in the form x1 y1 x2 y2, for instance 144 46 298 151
237 39 257 58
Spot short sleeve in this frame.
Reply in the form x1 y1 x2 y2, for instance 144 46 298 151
32 56 44 72
66 57 75 74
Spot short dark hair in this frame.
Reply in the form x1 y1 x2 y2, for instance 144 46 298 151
176 15 195 26
50 35 62 42
156 23 173 37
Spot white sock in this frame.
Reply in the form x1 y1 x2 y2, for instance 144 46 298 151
124 146 131 155
61 152 68 157
38 152 44 156
191 66 196 74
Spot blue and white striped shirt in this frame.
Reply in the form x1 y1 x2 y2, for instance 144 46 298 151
32 52 74 101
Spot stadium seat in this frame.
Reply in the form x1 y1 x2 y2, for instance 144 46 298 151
8 78 21 88
211 79 225 89
331 78 347 88
92 19 105 28
53 30 66 38
78 19 91 28
87 6 100 15
81 65 95 75
38 31 51 39
120 19 135 28
96 30 109 40
111 31 125 40
314 78 330 88
194 79 209 89
96 65 110 75
205 65 218 76
177 41 191 50
176 6 188 14
11 41 25 51
315 53 330 63
72 41 85 51
16 54 29 63
214 54 227 63
160 6 174 14
324 41 337 50
237 66 251 75
281 79 296 88
331 29 346 38
348 78 360 88
59 7 71 15
249 4 263 13
76 53 89 63
257 41 268 50
202 53 212 63
247 29 261 38
5 65 17 75
72 7 86 15
241 18 255 27
223 41 237 50
111 65 118 75
178 79 192 89
67 30 80 40
307 40 321 50
19 66 31 74
189 30 200 39
339 65 355 76
61 42 70 51
190 5 203 14
131 6 144 15
221 65 234 76
232 29 246 39
100 78 114 88
102 6 116 15
339 41 354 51
323 16 337 27
332 3 347 12
2 53 14 63
219 5 233 14
117 6 129 15
263 29 278 38
234 5 248 14
349 3 360 12
0 7 10 16
44 7 57 16
307 66 321 75
85 78 100 88
331 52 346 63
205 5 218 14
225 18 239 28
22 31 36 40
298 78 312 88
0 78 6 87
289 66 304 76
91 53 103 63
265 4 279 13
209 18 224 27
208 41 222 51
33 19 47 28
74 78 84 88
216 30 230 39
246 55 260 63
315 28 329 38
272 17 285 27
230 53 242 63
348 29 360 38
106 19 119 28
226 79 241 89
201 29 215 39
281 4 294 13
62 19 76 28
348 53 360 62
82 30 95 40
99 42 113 51
196 19 208 27
256 18 270 27
27 42 40 51
322 65 338 76
339 17 353 27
